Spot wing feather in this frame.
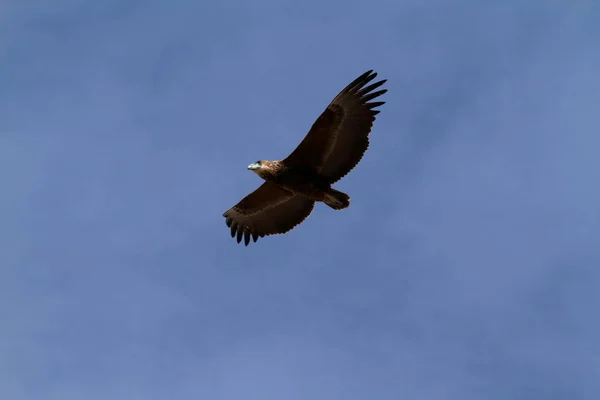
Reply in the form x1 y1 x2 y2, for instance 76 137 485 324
223 181 315 246
283 70 387 184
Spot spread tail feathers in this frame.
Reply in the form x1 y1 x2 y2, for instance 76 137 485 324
324 188 350 210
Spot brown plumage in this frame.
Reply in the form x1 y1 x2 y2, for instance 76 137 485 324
223 70 387 245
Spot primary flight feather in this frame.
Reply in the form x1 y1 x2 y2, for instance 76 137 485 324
223 69 387 246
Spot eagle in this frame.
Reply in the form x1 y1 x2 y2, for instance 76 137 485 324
223 70 387 245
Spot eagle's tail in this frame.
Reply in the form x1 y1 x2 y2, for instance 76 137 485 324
323 188 350 210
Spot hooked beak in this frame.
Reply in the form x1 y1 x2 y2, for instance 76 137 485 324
248 162 260 170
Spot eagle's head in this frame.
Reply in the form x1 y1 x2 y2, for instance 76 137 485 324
247 160 264 171
248 160 268 178
248 160 279 179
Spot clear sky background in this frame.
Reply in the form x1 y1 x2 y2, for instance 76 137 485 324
2 1 599 399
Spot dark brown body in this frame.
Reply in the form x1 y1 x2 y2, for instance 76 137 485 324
254 160 332 202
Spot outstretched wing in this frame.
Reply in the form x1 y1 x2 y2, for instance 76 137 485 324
223 181 315 246
283 70 387 184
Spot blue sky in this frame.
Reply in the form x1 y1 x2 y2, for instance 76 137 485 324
2 1 600 399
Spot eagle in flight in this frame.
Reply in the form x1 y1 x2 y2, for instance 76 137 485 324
223 70 387 245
